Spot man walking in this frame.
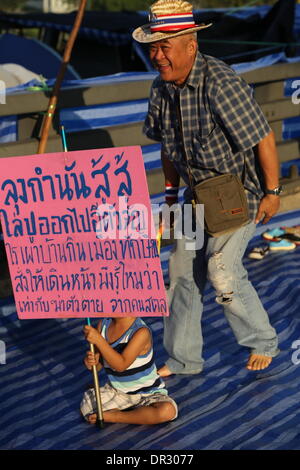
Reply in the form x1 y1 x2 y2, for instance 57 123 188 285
133 0 281 377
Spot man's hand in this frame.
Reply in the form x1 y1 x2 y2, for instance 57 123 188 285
159 199 176 234
255 195 280 225
84 325 101 346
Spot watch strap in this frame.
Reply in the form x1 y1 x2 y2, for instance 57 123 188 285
265 186 283 196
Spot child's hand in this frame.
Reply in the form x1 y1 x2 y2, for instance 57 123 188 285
84 351 100 370
84 325 101 346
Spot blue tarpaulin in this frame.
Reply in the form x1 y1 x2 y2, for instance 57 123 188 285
0 210 300 450
0 4 300 450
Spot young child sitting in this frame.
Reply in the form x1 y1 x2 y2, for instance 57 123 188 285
81 316 178 425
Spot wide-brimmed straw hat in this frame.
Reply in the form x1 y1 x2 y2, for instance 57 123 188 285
132 0 212 44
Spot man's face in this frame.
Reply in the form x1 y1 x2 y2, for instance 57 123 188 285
149 35 197 86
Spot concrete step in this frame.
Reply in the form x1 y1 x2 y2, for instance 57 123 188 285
260 99 300 122
242 62 300 85
277 140 299 163
254 79 299 103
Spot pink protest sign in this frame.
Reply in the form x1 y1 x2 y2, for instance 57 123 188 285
0 146 168 319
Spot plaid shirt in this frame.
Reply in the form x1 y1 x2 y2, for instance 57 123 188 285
143 52 271 220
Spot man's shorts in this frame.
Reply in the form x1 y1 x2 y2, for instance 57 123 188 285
80 383 178 421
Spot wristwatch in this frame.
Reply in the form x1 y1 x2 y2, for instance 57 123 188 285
265 185 283 196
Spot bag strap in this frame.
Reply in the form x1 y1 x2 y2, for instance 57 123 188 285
201 54 247 184
174 89 195 195
174 54 247 192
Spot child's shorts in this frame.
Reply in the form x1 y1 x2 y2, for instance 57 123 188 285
80 383 178 421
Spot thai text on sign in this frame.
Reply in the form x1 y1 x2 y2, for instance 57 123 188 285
0 146 168 319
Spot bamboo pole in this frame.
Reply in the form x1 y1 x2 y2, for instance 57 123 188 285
38 0 88 155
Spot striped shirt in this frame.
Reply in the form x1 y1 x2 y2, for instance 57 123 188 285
101 318 167 395
143 52 272 220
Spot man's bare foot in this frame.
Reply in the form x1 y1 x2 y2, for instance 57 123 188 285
158 364 173 377
246 354 272 371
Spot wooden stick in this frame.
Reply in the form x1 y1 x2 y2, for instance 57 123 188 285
38 0 87 155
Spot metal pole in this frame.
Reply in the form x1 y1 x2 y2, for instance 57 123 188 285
86 318 104 428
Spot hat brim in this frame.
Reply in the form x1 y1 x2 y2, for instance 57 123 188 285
132 22 212 43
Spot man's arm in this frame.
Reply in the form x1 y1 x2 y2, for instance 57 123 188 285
254 130 281 224
159 151 181 233
161 151 180 191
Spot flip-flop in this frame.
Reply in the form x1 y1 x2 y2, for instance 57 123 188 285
248 246 270 260
262 228 300 245
269 239 296 251
262 228 285 241
278 233 300 245
281 226 300 237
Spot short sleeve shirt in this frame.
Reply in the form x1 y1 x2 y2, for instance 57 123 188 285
143 52 271 220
